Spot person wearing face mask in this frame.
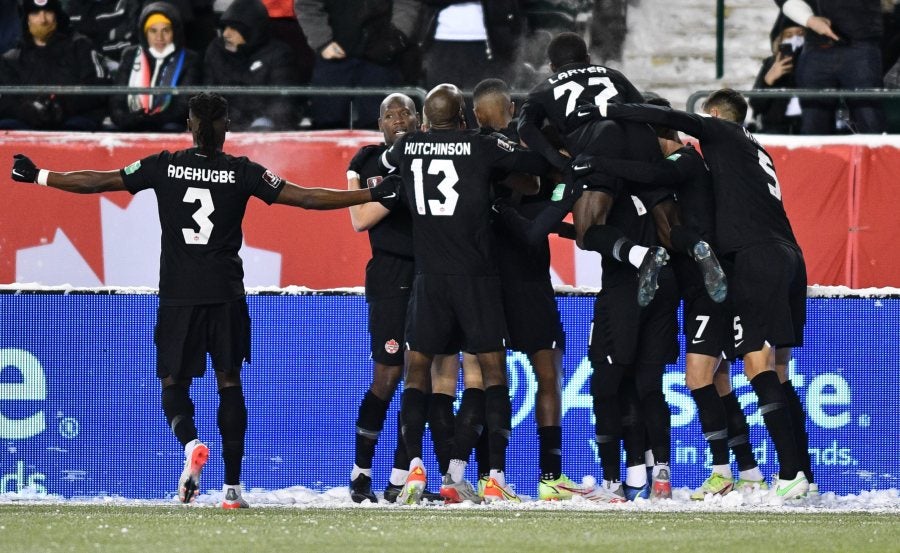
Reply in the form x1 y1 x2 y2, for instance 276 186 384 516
109 2 201 132
0 0 107 130
203 0 299 130
751 24 806 134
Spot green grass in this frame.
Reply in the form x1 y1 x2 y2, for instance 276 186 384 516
0 505 898 553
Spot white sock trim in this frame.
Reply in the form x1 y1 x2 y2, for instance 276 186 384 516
37 169 49 186
628 245 649 269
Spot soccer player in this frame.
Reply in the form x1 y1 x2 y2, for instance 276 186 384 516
519 32 726 307
574 88 811 500
472 77 591 501
572 96 768 497
380 83 550 504
10 92 396 509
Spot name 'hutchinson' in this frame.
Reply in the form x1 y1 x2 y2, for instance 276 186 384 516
167 165 236 183
403 142 471 156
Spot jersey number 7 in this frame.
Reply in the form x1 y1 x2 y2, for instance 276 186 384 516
411 158 459 216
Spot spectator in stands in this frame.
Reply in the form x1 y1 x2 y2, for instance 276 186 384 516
297 0 420 129
109 1 201 132
204 0 299 130
262 0 315 84
751 24 805 134
0 0 108 130
67 0 142 76
420 1 526 90
781 0 886 133
0 0 22 54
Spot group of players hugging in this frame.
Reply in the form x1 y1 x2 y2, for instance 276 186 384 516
10 31 813 509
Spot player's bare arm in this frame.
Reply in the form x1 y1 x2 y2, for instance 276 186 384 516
274 176 397 210
11 154 127 193
347 172 392 231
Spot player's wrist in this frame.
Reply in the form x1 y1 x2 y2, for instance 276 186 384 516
37 169 49 186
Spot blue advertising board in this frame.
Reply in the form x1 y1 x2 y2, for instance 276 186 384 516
1 292 897 498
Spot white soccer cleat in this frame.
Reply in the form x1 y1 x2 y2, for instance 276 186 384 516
178 439 209 504
770 471 809 502
222 484 250 509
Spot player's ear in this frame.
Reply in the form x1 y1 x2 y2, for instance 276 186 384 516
508 101 516 118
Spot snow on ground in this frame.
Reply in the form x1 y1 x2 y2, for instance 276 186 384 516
2 486 898 513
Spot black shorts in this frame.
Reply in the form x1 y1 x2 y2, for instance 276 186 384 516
405 274 508 355
675 257 734 358
502 279 565 354
154 298 251 380
368 293 409 366
589 268 679 366
728 242 807 357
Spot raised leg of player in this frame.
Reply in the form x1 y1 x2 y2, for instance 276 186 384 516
161 376 205 504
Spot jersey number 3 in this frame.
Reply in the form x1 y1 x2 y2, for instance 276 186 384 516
182 187 214 245
411 158 459 216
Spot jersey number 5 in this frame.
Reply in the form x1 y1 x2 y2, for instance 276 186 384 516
182 187 214 245
553 77 618 116
411 158 459 216
757 150 782 200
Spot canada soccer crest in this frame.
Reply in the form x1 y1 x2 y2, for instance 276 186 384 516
384 339 400 354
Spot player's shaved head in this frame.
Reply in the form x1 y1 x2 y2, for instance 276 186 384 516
380 93 416 117
548 32 589 70
703 88 748 124
423 84 466 129
473 78 513 131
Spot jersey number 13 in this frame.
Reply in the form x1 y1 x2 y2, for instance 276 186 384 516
411 158 459 216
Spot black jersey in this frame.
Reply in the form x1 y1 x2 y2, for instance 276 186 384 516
347 144 414 259
120 147 285 306
381 128 549 276
518 62 644 168
605 103 799 254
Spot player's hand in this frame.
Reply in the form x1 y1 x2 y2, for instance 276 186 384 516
806 16 840 42
550 168 584 203
11 154 39 183
573 102 607 121
491 196 515 215
369 174 400 206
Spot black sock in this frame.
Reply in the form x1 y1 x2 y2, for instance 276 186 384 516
484 385 511 472
592 366 623 481
783 380 814 484
721 391 757 471
537 426 562 480
161 384 198 447
691 385 730 466
475 410 491 479
354 391 390 470
428 393 456 474
670 225 704 257
392 411 408 471
620 398 646 470
218 386 247 486
400 388 427 463
583 224 635 264
453 388 485 462
750 371 800 480
639 389 671 464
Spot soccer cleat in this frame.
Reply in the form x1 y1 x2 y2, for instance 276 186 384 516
222 484 250 509
773 471 809 501
477 475 489 499
623 482 651 501
735 477 769 493
691 472 735 500
637 247 670 307
584 480 627 504
383 482 403 504
538 474 594 501
440 473 482 504
350 473 377 504
651 466 672 500
692 241 728 303
482 477 521 503
396 465 426 505
178 439 209 504
421 489 443 503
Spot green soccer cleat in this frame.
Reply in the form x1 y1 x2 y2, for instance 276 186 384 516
477 475 489 499
691 472 735 500
772 471 809 501
538 474 594 501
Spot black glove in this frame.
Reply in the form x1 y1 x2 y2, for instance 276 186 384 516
549 167 584 205
11 154 39 183
369 174 401 207
491 196 515 215
566 102 606 132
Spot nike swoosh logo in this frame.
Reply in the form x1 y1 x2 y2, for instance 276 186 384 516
572 164 589 171
577 111 591 117
735 340 744 347
691 339 705 344
381 192 397 199
12 169 25 178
